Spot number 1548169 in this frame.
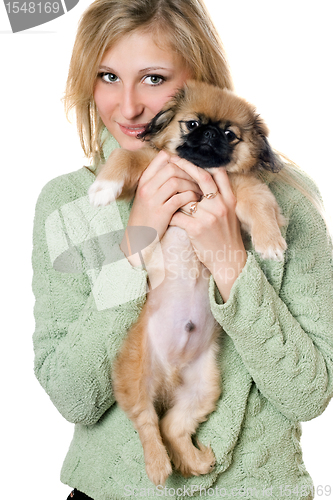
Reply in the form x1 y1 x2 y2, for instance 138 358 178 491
5 2 60 14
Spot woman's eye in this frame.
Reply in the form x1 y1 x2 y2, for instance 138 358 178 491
225 129 237 142
100 73 119 83
186 120 200 131
144 75 164 86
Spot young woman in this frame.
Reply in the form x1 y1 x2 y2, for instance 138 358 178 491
32 1 333 499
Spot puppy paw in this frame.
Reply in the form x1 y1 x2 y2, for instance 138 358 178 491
88 180 124 207
145 449 172 486
276 211 287 228
254 235 287 261
177 443 215 478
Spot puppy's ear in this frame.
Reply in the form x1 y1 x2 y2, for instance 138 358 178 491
139 88 185 141
253 115 284 173
138 107 176 140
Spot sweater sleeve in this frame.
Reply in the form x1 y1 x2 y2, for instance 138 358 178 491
32 175 148 425
209 189 333 423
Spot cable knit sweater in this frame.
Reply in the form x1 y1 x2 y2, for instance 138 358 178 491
32 133 333 500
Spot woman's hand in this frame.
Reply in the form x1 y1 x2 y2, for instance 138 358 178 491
169 157 247 302
120 150 202 265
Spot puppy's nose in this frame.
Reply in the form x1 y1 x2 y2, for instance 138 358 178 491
203 128 217 140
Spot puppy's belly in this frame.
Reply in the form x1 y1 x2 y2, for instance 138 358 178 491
147 227 216 367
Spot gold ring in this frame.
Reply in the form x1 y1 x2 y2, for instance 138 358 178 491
179 208 192 217
179 201 198 217
203 191 218 199
189 201 198 214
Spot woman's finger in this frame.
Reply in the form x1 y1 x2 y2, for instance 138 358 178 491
140 150 194 186
169 211 189 229
166 190 202 213
210 168 236 207
139 160 202 204
170 156 218 196
139 150 171 184
155 178 202 206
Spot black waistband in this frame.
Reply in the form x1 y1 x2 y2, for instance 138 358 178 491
67 489 94 500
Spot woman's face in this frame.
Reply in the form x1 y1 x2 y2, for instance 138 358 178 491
94 30 192 151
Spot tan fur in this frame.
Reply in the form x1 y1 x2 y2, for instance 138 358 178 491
95 147 157 199
89 81 287 485
113 299 221 484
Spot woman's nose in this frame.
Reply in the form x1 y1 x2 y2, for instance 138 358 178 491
119 86 144 119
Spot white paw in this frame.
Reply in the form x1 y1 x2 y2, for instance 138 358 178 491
255 237 287 261
88 180 124 207
259 246 285 261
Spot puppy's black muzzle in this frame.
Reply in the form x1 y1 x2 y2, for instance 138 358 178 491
202 127 218 142
176 124 232 169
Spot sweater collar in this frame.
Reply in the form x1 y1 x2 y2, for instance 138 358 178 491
90 127 120 174
101 127 120 162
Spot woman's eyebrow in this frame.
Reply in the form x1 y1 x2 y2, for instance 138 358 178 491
98 65 115 72
98 65 173 74
138 66 171 74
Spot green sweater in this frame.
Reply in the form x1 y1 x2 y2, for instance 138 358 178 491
32 134 333 500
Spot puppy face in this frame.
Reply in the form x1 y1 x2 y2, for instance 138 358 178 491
140 80 282 174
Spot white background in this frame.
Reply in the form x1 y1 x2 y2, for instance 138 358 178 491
1 1 333 498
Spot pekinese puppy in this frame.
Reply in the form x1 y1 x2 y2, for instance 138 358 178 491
90 80 286 259
89 81 287 485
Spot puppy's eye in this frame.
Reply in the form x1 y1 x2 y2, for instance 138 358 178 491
225 129 237 143
186 120 200 131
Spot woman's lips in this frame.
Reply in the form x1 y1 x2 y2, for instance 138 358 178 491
118 123 148 137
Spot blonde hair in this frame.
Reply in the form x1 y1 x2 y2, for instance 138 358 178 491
64 0 233 166
259 154 328 227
